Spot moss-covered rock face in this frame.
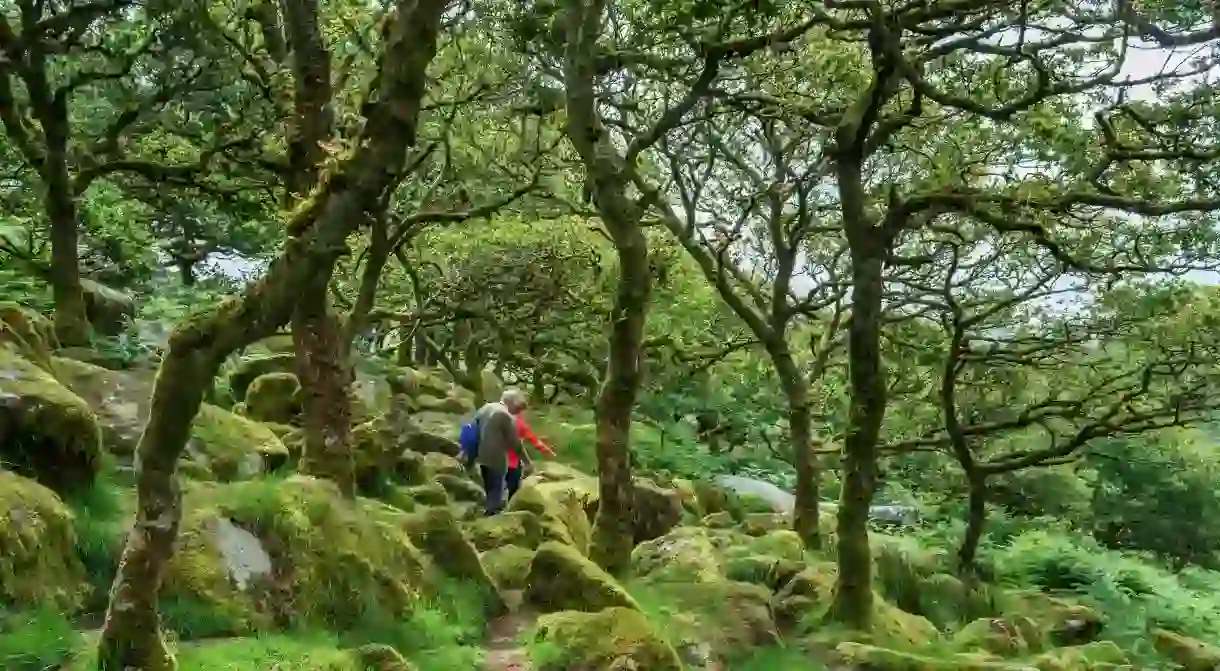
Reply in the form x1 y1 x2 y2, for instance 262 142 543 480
0 346 102 493
388 366 452 398
80 278 135 336
507 475 595 552
163 476 438 636
630 478 684 543
434 473 483 504
481 544 536 591
0 470 87 611
1152 628 1220 671
524 541 640 613
401 483 452 507
465 510 543 552
0 302 56 368
531 607 683 671
243 372 302 425
398 507 505 615
187 404 292 480
631 526 724 584
49 357 287 479
414 393 473 415
228 353 297 402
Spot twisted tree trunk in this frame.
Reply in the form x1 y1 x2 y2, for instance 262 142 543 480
94 2 448 667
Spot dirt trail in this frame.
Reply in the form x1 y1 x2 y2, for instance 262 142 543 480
482 590 538 671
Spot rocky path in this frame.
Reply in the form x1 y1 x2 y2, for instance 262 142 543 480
482 590 537 671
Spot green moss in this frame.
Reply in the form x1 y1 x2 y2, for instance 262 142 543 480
833 642 1010 670
0 303 54 369
0 471 88 611
630 526 723 584
1029 640 1128 670
244 372 302 424
403 484 451 507
188 403 291 480
0 346 103 493
531 607 682 671
163 476 437 637
464 510 542 551
1152 628 1220 671
481 544 536 591
951 618 1031 657
506 477 595 552
399 507 505 615
524 541 640 613
228 353 297 401
435 473 484 504
629 578 781 661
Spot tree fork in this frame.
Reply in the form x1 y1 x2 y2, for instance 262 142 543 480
94 0 448 666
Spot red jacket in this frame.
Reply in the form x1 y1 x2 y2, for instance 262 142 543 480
509 413 554 469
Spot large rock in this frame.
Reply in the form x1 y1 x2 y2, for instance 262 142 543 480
0 302 56 368
187 404 291 480
481 544 535 591
1152 628 1220 671
524 541 640 613
0 470 88 611
507 475 595 552
80 278 135 336
465 510 543 551
399 507 505 614
532 607 682 671
631 526 724 584
243 372 302 424
0 346 102 492
227 353 297 402
51 357 290 479
163 476 440 635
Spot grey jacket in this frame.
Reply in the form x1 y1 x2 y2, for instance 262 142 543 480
474 402 520 472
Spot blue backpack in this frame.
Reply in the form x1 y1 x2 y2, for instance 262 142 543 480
458 416 480 462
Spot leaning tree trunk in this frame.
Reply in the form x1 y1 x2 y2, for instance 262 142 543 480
774 349 820 550
94 2 447 667
41 102 90 346
590 232 651 573
827 154 888 631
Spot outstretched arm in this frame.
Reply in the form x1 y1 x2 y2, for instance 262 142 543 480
517 416 555 457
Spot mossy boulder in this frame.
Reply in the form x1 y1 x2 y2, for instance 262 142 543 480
187 404 292 480
739 512 790 536
1029 640 1128 670
481 544 535 591
395 450 428 485
507 476 595 552
636 579 781 662
423 452 465 477
415 393 473 415
0 346 102 492
1002 592 1104 647
402 428 460 457
531 607 682 671
243 372 302 424
0 302 55 368
630 526 723 584
0 470 88 611
228 353 297 402
524 541 640 613
833 642 1009 670
399 507 505 615
350 643 416 671
701 511 735 528
1152 628 1220 671
951 617 1033 657
80 278 135 335
465 510 543 551
402 483 452 507
388 366 451 398
163 476 437 635
436 473 485 503
630 477 684 543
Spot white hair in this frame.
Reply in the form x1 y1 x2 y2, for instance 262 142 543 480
501 388 528 410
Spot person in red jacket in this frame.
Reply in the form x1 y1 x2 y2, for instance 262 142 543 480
507 412 554 501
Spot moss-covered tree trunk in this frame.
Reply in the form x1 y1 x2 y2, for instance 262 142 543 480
36 73 90 345
94 2 447 666
960 471 987 573
590 233 651 573
827 152 888 630
562 0 652 575
280 0 355 494
775 350 820 549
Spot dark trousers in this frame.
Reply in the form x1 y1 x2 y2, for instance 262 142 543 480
506 466 523 501
480 465 506 515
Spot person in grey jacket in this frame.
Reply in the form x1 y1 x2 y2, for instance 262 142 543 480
473 388 528 515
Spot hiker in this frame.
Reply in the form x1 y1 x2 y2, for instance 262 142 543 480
509 410 555 501
464 388 528 516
